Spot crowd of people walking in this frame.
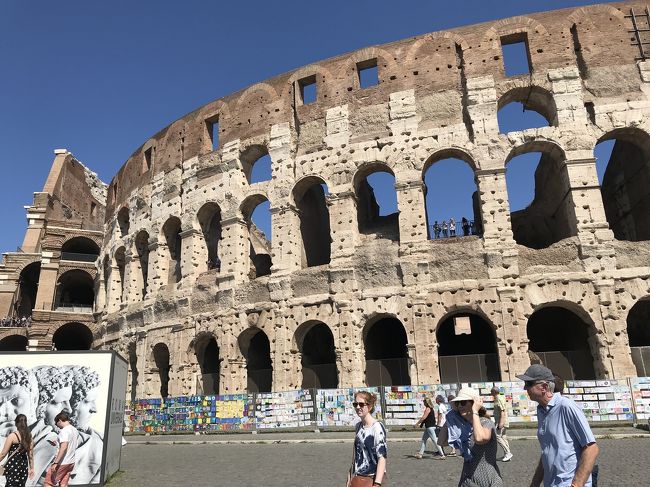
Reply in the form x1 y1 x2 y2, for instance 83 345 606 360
346 363 598 487
431 217 481 239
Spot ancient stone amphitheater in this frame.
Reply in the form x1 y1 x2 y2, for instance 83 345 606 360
2 2 650 400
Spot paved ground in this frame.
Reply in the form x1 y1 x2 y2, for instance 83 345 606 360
108 435 650 486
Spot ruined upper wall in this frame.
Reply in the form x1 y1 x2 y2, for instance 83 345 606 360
105 1 643 217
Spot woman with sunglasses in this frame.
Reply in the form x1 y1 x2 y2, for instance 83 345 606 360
346 391 387 487
450 387 503 487
414 397 445 459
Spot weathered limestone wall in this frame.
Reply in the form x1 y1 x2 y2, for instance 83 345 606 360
93 2 650 399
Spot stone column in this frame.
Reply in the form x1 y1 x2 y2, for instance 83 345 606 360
271 315 296 391
395 180 428 253
496 287 530 380
219 217 249 283
34 262 59 312
466 76 499 137
179 228 203 285
564 157 616 272
327 191 359 263
336 303 366 387
270 204 302 274
411 303 439 384
476 169 519 278
147 240 168 292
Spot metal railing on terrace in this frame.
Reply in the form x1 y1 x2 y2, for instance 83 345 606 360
60 252 99 263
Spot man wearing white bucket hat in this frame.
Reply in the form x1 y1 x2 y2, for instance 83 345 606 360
518 364 599 487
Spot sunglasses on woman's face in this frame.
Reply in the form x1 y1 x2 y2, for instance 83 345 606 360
457 400 473 406
352 402 368 408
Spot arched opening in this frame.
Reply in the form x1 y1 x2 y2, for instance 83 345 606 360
364 315 410 386
61 237 100 262
595 129 650 241
53 322 93 350
55 270 95 311
437 312 500 383
238 328 272 393
134 231 149 299
162 217 182 285
152 343 171 398
241 195 272 278
241 145 272 184
423 153 481 239
497 87 557 133
194 334 221 395
127 341 139 402
627 300 650 376
506 144 576 249
354 164 399 241
197 203 222 272
102 256 111 308
117 207 130 237
527 305 596 379
293 177 331 267
15 262 40 318
0 335 28 351
296 321 338 389
115 246 126 303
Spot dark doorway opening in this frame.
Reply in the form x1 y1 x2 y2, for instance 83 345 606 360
527 306 595 379
55 270 95 310
194 334 221 395
162 217 182 284
53 322 93 350
628 300 650 376
437 313 500 383
294 178 331 267
364 316 410 386
153 343 171 398
16 262 40 317
239 329 273 393
297 322 338 389
128 341 139 402
0 335 28 351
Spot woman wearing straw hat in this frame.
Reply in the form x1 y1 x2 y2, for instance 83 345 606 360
449 387 503 487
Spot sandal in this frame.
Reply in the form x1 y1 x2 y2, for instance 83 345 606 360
414 453 423 459
434 455 446 460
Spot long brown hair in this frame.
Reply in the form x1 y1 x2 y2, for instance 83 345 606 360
14 414 32 453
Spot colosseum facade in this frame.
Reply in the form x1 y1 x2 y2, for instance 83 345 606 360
3 2 650 401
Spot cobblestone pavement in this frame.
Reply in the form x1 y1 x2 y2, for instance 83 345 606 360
108 437 650 486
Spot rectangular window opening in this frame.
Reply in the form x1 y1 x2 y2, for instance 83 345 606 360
206 116 220 151
298 75 317 105
143 147 153 173
90 202 96 217
501 34 531 77
357 59 379 88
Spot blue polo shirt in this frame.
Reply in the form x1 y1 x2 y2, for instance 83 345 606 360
537 393 596 487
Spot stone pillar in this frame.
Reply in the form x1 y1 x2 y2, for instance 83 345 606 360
466 76 499 137
222 357 247 394
271 315 296 391
179 228 203 285
34 262 59 312
324 105 350 147
395 180 428 253
548 67 588 126
476 169 519 278
219 217 248 283
389 89 420 135
411 303 439 384
147 240 167 292
327 191 359 263
270 204 302 274
564 157 616 272
496 287 530 380
336 303 366 387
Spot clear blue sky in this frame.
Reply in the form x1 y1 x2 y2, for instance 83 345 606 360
0 0 610 252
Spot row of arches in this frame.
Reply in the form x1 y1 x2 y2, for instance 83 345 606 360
135 300 650 398
0 322 93 351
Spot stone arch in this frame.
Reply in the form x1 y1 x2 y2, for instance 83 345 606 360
594 127 650 241
566 4 625 30
114 246 126 304
53 322 93 350
505 140 576 249
345 46 399 89
239 194 272 278
197 202 223 273
353 162 399 240
288 64 335 105
294 320 338 389
482 15 550 48
362 313 410 387
152 342 171 398
292 176 331 268
240 143 272 184
238 327 273 393
405 32 470 65
527 301 596 380
192 331 221 395
436 309 501 383
0 334 28 351
15 261 41 318
235 82 280 109
61 236 101 257
497 85 558 130
116 207 130 237
133 230 149 299
55 269 95 310
423 148 478 173
197 99 230 154
627 298 650 376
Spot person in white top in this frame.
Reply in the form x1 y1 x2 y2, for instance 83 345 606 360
44 411 79 487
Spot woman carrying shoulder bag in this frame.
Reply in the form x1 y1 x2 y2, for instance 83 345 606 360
414 397 445 459
0 414 35 487
346 391 387 487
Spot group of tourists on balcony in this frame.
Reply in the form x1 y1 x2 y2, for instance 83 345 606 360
0 315 31 328
431 217 479 239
